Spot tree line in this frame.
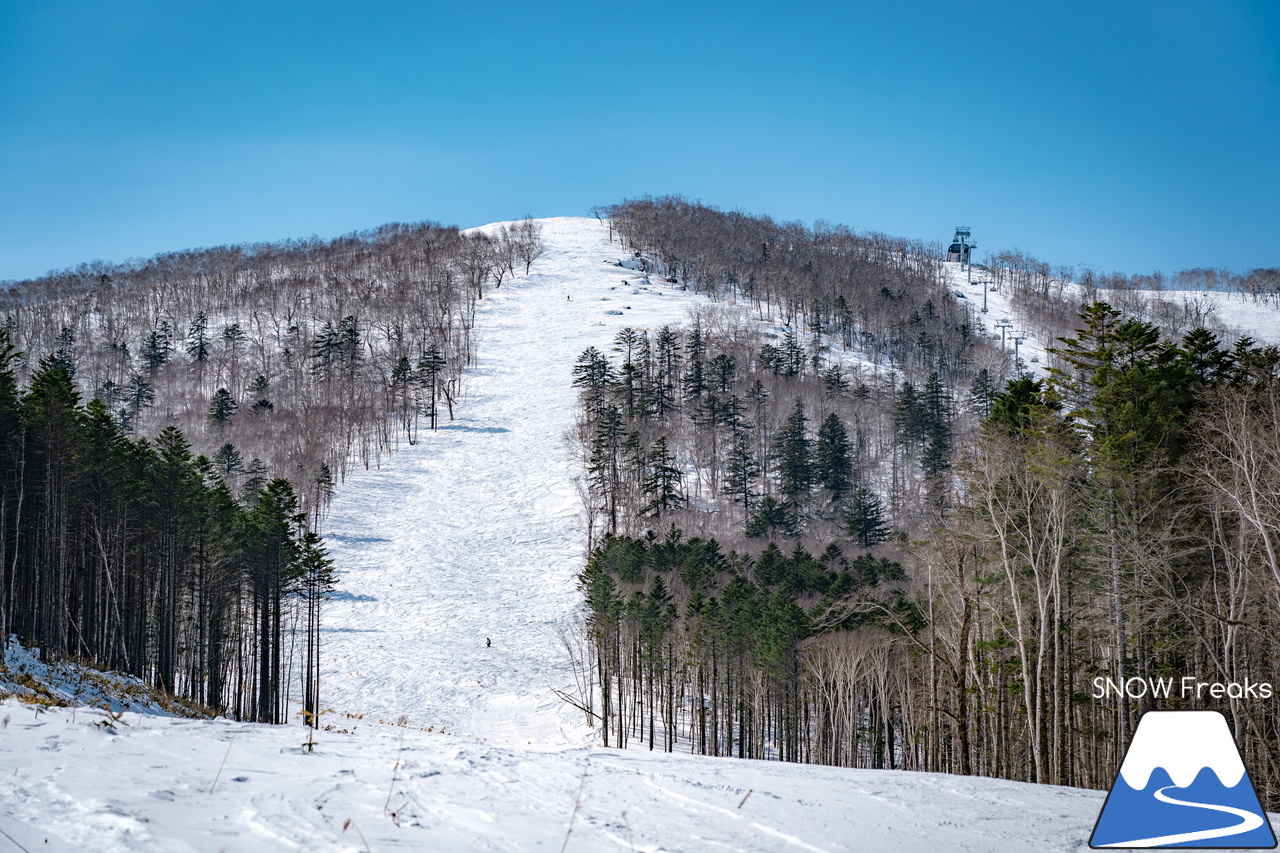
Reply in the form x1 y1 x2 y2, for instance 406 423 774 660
936 307 1280 797
602 196 990 384
0 218 544 510
0 215 544 722
0 333 334 722
573 305 1280 805
572 321 921 549
571 198 1280 807
580 529 913 765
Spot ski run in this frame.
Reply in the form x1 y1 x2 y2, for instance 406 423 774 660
4 216 1279 851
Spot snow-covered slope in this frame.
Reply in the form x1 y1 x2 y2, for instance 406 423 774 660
5 218 1274 851
320 216 704 744
946 261 1280 380
0 698 1117 853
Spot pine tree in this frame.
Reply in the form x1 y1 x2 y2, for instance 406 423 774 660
187 312 210 363
416 344 447 430
813 412 853 501
20 356 83 656
1047 302 1197 746
143 323 172 372
338 315 361 371
894 381 925 445
920 372 952 479
653 327 681 418
682 358 707 401
572 347 615 422
844 487 890 547
987 376 1055 436
248 374 272 416
209 388 238 425
724 431 760 515
758 343 784 375
247 478 306 723
311 462 336 523
213 443 244 480
298 530 336 728
771 399 811 500
98 379 121 408
710 353 736 394
153 426 199 692
1177 327 1235 387
222 322 245 356
241 457 268 503
310 322 341 380
126 375 154 420
780 327 804 376
969 368 997 417
822 363 849 396
614 328 644 418
613 327 643 362
53 327 76 377
588 404 626 533
0 331 22 657
746 495 799 538
641 437 683 517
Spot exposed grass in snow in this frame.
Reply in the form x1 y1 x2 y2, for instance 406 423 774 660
0 641 216 719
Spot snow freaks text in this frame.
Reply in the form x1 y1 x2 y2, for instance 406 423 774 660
1091 677 1274 701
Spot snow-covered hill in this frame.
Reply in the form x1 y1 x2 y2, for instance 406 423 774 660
3 217 1272 851
946 259 1280 379
0 698 1116 853
319 217 704 745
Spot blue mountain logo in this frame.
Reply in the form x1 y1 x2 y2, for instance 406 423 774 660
1091 710 1276 848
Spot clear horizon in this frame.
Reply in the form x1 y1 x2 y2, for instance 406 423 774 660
2 0 1277 282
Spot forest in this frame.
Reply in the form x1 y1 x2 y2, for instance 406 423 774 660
0 334 332 721
571 197 1280 806
0 217 543 722
0 217 543 495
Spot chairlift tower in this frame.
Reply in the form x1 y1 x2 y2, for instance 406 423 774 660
995 318 1013 349
947 227 976 283
1012 331 1027 374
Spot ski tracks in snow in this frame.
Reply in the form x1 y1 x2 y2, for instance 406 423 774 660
321 217 703 744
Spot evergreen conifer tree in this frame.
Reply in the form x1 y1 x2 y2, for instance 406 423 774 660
724 430 760 514
746 495 799 538
813 412 854 500
209 388 238 425
641 437 683 517
969 368 997 417
143 323 172 372
0 331 22 655
844 487 890 547
187 312 210 363
771 399 812 500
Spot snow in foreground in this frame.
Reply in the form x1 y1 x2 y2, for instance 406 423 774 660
7 218 1271 850
1 699 1115 853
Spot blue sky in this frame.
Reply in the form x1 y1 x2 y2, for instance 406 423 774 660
1 0 1276 281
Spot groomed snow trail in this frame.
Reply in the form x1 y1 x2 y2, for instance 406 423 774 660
321 217 702 743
